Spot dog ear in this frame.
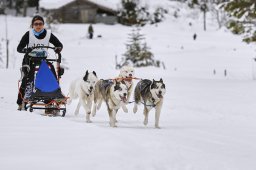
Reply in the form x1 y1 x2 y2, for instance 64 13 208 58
116 81 120 85
151 80 155 89
113 79 117 84
114 81 121 91
83 70 89 81
114 84 119 91
92 71 97 77
160 78 163 82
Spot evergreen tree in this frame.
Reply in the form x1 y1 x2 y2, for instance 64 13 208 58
28 0 39 12
117 0 148 26
15 0 23 16
121 28 158 67
222 1 256 43
151 7 168 24
188 0 199 8
117 0 167 26
117 0 138 26
28 0 39 7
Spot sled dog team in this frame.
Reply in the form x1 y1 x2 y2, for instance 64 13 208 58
68 66 166 128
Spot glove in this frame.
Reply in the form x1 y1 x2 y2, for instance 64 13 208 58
54 47 62 53
23 47 33 54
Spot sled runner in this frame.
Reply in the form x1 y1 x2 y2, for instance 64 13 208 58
20 46 67 116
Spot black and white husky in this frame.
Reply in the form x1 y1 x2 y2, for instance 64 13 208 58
133 79 166 128
68 70 98 123
92 79 128 127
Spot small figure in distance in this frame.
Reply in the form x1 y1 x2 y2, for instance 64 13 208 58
88 24 94 39
193 33 197 40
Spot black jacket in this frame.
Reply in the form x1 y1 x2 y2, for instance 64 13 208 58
17 29 63 53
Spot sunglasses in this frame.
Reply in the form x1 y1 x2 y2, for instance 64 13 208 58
33 22 44 26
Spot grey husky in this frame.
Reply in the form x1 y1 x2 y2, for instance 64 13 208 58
133 79 166 128
92 79 128 127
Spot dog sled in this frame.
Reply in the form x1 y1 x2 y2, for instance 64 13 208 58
19 46 67 116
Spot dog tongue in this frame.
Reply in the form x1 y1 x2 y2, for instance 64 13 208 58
157 94 163 98
121 96 127 102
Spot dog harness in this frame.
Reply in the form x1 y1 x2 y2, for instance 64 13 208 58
100 79 113 91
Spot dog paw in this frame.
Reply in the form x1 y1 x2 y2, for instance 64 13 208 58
110 122 117 127
86 120 92 123
155 125 161 129
143 120 148 126
92 112 96 117
133 106 138 113
97 104 101 110
92 107 96 116
123 107 128 113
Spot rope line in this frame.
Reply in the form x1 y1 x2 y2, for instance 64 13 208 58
127 100 156 107
109 77 142 81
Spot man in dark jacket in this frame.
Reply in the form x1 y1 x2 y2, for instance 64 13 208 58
88 24 94 39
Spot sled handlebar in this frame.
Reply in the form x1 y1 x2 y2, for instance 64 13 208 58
31 46 55 50
29 46 62 63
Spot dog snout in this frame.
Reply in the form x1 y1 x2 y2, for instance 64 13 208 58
159 91 162 95
90 86 93 90
129 73 132 77
124 93 127 97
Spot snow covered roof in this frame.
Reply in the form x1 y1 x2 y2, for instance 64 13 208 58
39 0 121 11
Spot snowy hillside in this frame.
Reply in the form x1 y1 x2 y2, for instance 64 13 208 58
1 1 256 170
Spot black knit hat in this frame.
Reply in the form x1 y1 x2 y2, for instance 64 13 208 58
31 15 44 26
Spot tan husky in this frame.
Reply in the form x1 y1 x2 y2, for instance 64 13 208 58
92 79 128 127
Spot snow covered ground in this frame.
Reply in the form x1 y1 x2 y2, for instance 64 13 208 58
1 2 256 170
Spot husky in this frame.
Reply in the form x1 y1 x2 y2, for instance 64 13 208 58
117 65 135 112
92 79 128 127
68 70 98 123
133 79 166 128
